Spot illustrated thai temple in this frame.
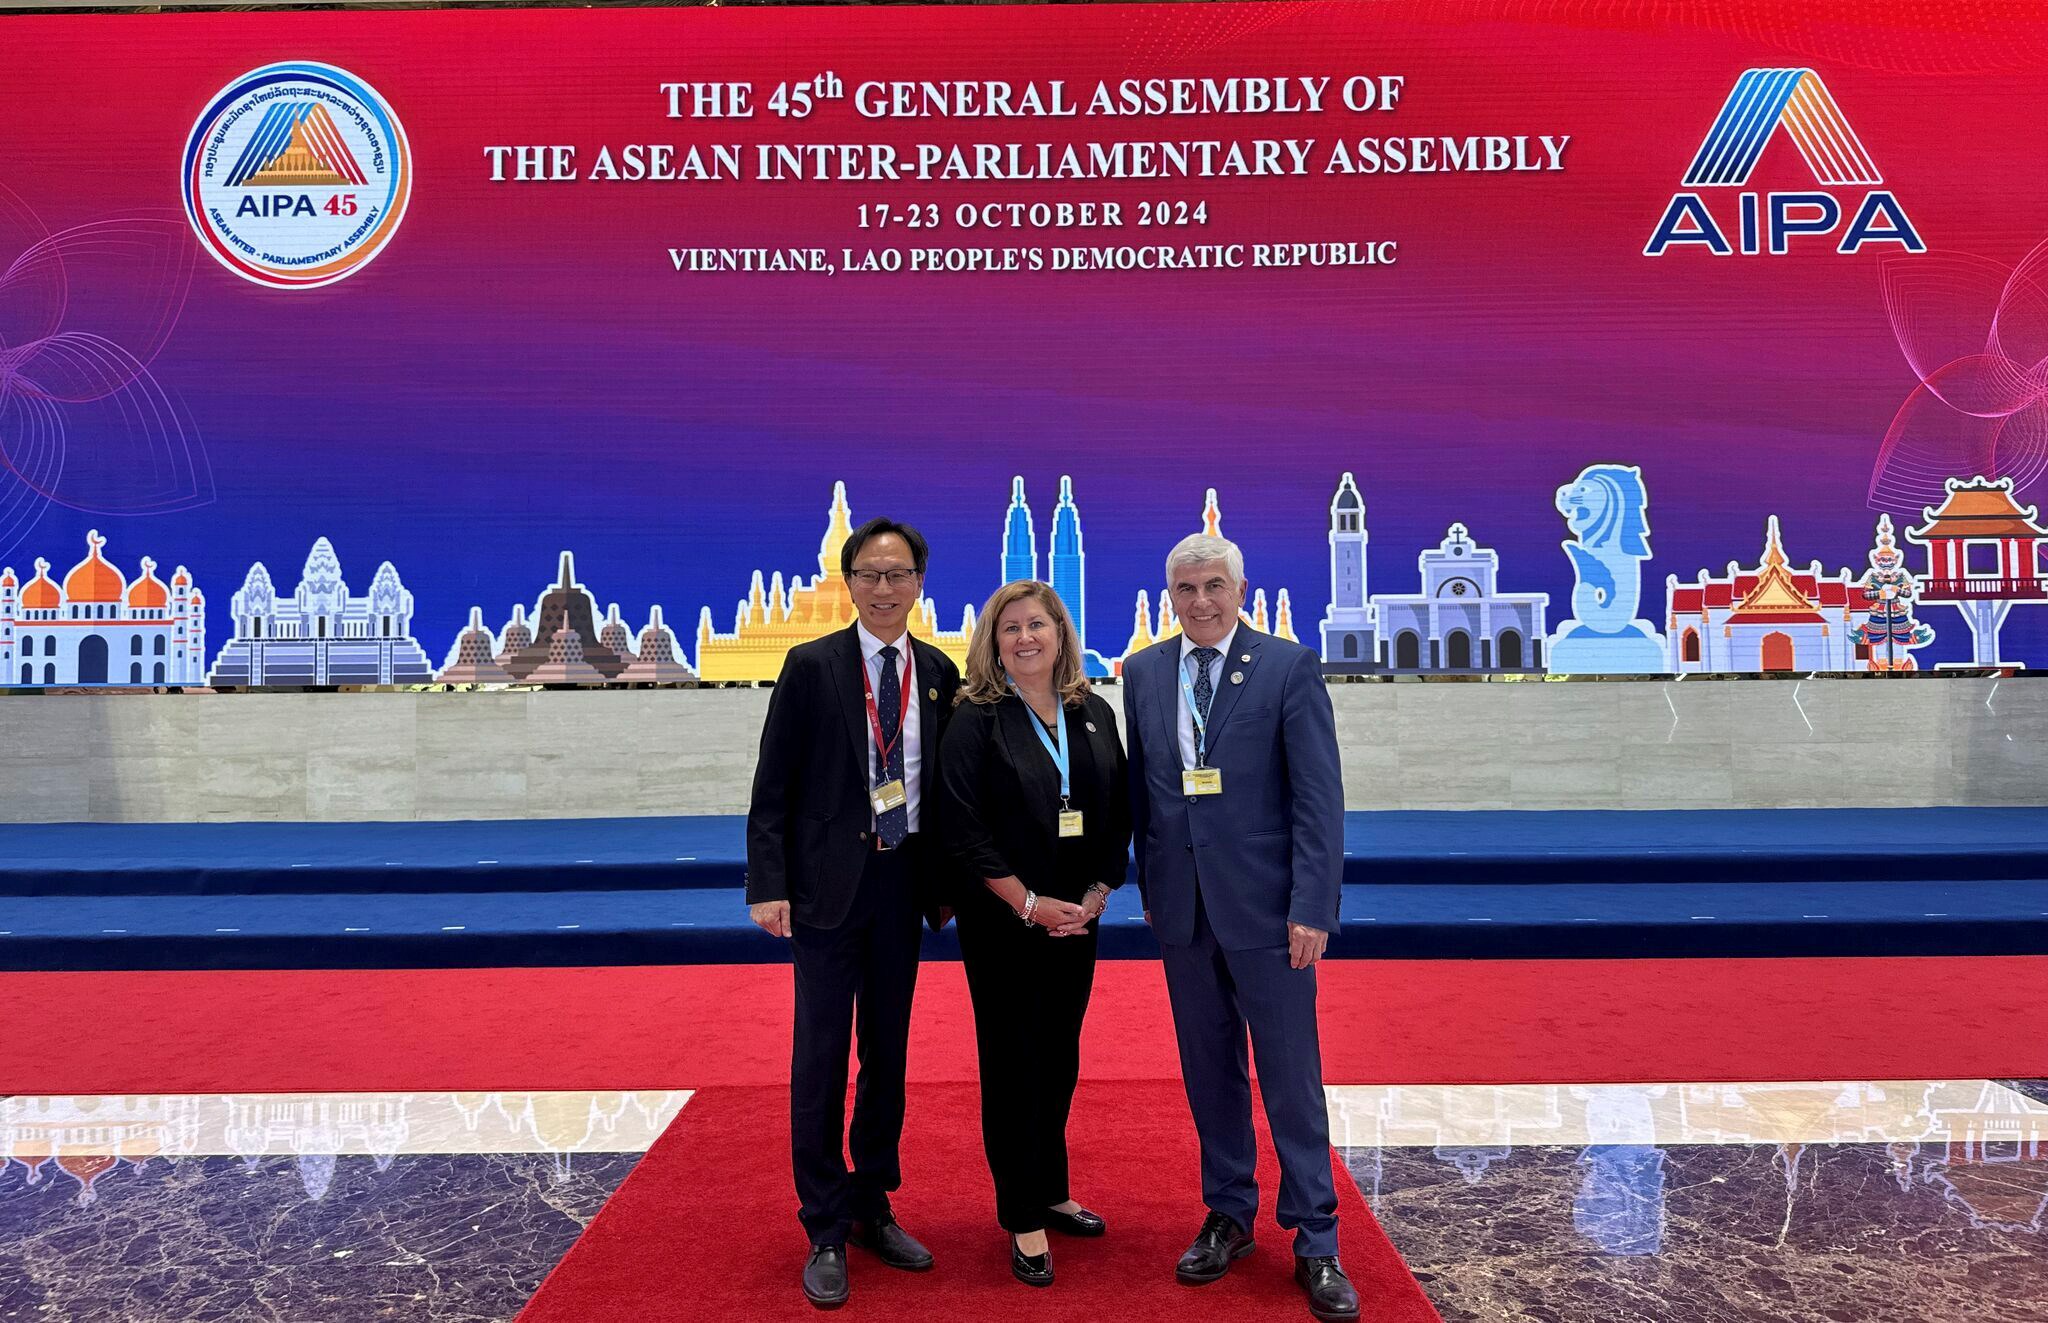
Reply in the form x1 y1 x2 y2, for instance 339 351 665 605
1904 475 2048 667
208 538 432 687
1372 523 1549 673
695 481 974 682
1115 487 1297 671
1319 472 1378 673
0 531 205 687
1002 475 1108 676
1664 517 1869 673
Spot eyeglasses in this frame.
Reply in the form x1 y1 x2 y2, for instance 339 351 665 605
850 569 921 588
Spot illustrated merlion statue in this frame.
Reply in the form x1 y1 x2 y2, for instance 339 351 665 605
1547 464 1668 674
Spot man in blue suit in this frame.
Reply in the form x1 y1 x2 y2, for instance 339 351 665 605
1123 532 1358 1322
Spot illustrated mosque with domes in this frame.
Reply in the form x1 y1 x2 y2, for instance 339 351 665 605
0 530 206 687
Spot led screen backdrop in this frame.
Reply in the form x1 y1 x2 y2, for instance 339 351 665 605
3 1 2047 688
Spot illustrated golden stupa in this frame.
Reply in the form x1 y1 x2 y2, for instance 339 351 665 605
695 481 974 682
1116 486 1298 669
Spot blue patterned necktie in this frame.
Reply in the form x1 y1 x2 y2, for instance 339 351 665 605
875 644 908 847
1190 646 1220 725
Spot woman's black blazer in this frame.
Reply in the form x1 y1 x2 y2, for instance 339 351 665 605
936 689 1133 905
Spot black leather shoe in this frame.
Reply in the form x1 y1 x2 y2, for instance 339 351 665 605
1294 1255 1360 1322
802 1244 848 1310
1010 1234 1054 1287
851 1213 934 1271
1175 1211 1254 1285
1044 1205 1107 1237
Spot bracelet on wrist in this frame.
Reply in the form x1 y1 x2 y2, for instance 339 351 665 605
1019 890 1039 925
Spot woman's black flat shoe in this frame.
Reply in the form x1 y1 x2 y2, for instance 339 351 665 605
1044 1205 1107 1238
1010 1235 1054 1287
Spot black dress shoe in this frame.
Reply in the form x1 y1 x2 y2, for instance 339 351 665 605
802 1244 848 1310
1010 1234 1054 1287
1044 1205 1107 1237
1175 1211 1254 1285
1294 1255 1360 1322
850 1213 934 1271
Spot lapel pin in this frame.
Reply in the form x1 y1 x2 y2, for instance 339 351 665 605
927 687 938 701
1085 720 1098 733
1230 671 1245 685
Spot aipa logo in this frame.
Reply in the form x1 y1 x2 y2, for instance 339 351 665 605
1645 68 1924 257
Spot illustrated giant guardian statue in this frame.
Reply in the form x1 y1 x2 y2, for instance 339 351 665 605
1547 464 1667 674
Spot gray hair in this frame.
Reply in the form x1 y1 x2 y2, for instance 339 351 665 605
1165 533 1245 587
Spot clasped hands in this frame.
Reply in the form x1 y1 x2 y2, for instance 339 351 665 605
995 876 1105 937
1036 888 1107 937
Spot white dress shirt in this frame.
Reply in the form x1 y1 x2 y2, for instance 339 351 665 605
1177 623 1239 770
857 621 922 831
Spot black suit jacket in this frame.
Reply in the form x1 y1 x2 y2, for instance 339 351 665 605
935 689 1132 910
745 624 963 930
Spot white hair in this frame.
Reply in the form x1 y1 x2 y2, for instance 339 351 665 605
1165 533 1244 587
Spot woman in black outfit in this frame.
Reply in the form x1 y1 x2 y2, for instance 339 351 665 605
937 578 1131 1288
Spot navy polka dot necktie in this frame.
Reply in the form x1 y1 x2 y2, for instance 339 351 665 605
875 644 908 848
1190 646 1220 724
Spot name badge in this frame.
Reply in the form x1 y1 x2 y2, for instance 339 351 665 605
1182 767 1223 796
1058 809 1086 837
871 779 907 814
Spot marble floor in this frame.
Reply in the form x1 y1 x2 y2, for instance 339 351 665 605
1332 1080 2048 1322
4 1082 2043 1321
0 1092 688 1323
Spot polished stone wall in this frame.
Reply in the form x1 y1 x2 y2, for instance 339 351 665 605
0 677 2041 823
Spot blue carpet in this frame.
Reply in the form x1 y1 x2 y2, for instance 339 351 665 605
0 817 740 896
7 808 2047 970
5 808 2048 896
5 879 2048 970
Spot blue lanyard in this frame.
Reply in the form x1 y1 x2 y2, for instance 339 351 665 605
1178 654 1211 767
1014 686 1072 806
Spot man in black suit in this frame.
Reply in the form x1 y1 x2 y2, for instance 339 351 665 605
746 517 962 1310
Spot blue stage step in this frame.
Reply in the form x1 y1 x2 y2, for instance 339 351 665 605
6 808 2048 896
4 879 2048 971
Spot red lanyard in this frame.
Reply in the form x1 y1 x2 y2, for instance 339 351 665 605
860 642 916 772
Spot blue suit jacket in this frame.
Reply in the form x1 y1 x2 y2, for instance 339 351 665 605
1122 628 1344 951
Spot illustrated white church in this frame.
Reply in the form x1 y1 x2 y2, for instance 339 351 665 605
1318 472 1549 674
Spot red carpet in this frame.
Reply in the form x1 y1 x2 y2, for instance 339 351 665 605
516 1081 1441 1323
4 957 2046 1095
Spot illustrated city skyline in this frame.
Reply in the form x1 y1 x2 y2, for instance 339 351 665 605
3 467 2044 687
